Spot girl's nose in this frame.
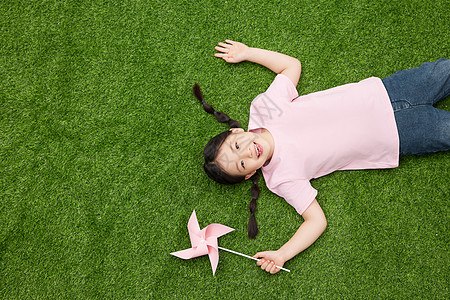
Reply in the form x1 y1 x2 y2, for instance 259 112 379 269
238 146 251 159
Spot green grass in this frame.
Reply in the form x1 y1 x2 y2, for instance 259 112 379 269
1 0 449 298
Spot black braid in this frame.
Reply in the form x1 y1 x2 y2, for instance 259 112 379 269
194 83 260 239
193 83 240 128
248 173 260 238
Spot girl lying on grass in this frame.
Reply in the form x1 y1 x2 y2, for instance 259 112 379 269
194 40 449 274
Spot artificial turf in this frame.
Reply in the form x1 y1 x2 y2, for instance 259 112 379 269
0 0 449 298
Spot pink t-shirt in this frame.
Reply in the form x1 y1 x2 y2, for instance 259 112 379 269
248 74 399 215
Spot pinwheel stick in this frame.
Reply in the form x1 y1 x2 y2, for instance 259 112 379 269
218 246 291 272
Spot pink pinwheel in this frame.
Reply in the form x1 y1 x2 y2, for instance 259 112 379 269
171 210 290 274
170 210 234 275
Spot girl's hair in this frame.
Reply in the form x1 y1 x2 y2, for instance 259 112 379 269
194 83 260 238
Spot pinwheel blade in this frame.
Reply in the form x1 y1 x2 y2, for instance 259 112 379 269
208 245 219 276
187 210 202 247
205 223 234 238
170 248 196 259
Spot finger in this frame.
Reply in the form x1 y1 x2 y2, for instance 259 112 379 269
218 42 231 48
253 252 266 259
225 39 236 44
214 46 228 53
265 261 274 272
215 53 231 62
270 265 280 274
256 258 264 267
260 260 269 270
262 260 272 272
214 53 227 58
256 258 263 266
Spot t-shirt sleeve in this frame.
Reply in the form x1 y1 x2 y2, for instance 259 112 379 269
265 74 299 101
248 74 299 131
271 180 318 215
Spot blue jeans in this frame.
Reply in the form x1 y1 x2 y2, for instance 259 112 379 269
382 59 450 155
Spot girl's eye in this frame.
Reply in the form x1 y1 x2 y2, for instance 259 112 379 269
235 143 239 150
241 160 245 169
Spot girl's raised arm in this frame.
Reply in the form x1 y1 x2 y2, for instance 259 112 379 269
214 40 302 87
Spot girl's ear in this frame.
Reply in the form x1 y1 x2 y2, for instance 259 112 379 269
244 170 256 180
230 128 245 134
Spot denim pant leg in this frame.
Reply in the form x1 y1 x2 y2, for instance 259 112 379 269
383 59 450 106
392 106 450 155
382 59 450 155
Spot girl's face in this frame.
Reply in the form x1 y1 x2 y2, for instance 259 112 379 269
216 128 272 180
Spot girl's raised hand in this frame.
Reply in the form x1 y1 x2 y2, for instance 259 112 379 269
214 40 250 63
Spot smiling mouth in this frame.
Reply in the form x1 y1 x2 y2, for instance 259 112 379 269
254 142 262 158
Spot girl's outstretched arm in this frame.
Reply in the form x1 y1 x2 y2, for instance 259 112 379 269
253 199 327 274
214 40 302 86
